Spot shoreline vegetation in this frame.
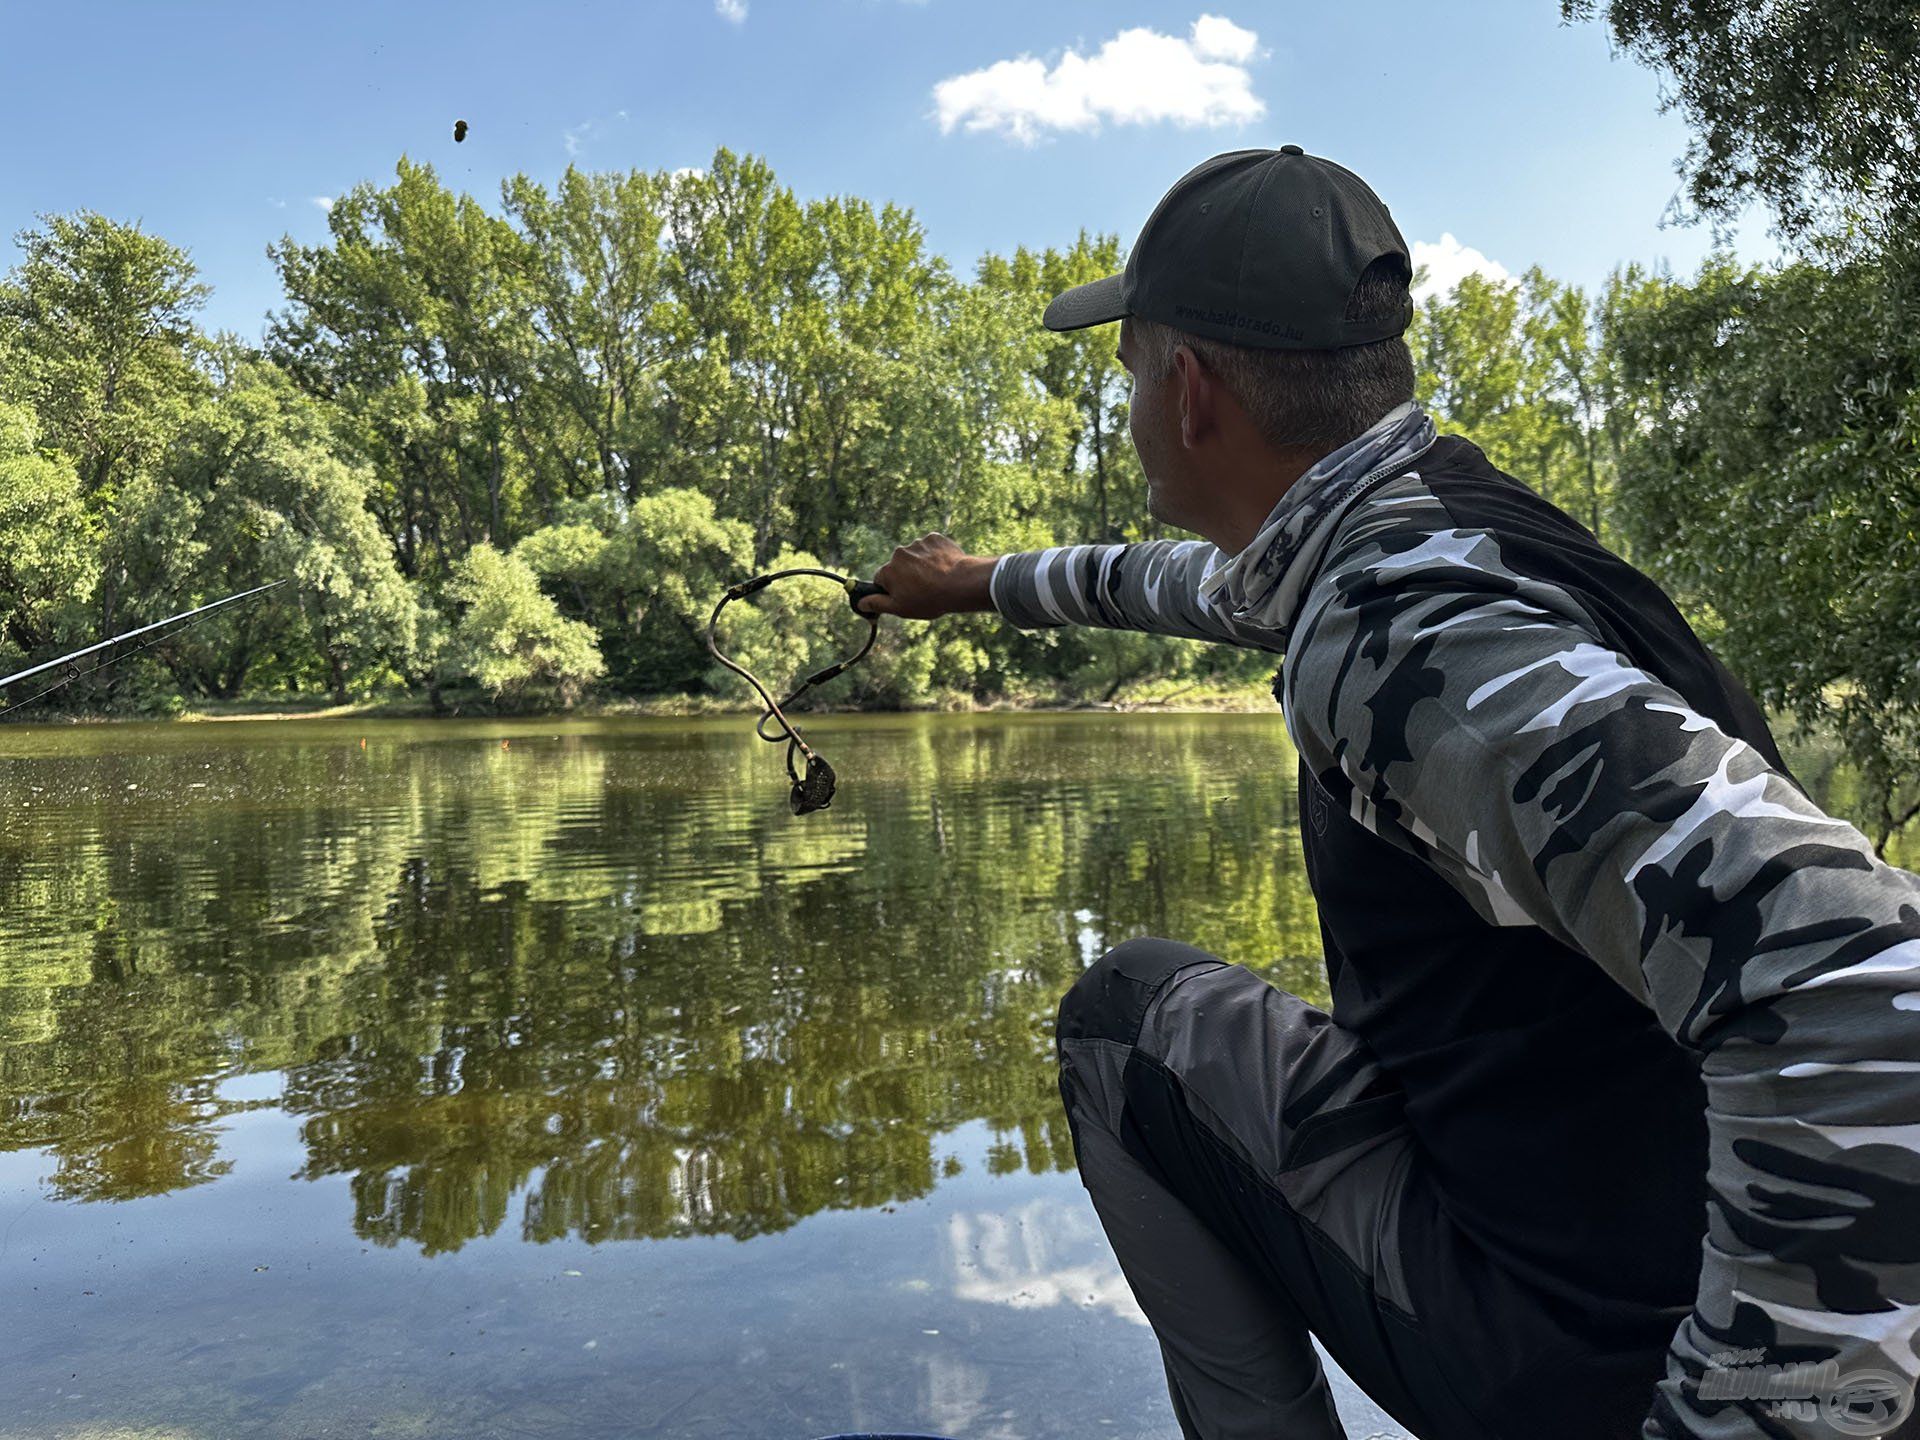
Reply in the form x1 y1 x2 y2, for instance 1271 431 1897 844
7 678 1285 725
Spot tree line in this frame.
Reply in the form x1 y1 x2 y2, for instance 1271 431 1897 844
1 0 1916 847
0 150 1651 713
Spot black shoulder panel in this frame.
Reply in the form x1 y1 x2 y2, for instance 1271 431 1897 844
1416 435 1793 780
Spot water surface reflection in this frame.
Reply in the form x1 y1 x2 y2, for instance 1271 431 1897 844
0 713 1397 1438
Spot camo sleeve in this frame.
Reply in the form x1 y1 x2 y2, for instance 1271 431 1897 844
1284 513 1920 1439
990 542 1287 653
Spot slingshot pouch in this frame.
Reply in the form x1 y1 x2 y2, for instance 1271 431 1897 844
789 753 837 815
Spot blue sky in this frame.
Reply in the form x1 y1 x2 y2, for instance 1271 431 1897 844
1 0 1786 340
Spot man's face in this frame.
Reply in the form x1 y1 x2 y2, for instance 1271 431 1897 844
1117 318 1190 530
1116 318 1332 558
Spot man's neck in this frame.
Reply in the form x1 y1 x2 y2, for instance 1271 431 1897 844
1207 447 1325 555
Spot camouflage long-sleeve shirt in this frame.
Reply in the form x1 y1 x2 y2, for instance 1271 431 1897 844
991 405 1920 1438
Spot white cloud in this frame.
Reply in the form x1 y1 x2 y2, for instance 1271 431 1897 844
1190 14 1259 62
715 0 747 22
947 1203 1149 1325
564 108 632 158
310 196 335 213
1411 233 1511 304
931 13 1268 146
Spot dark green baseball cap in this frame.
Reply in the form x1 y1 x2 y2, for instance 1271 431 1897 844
1042 145 1414 350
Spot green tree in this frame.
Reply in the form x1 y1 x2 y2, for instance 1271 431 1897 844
1562 0 1920 248
501 166 674 514
1566 0 1920 851
443 542 604 706
123 363 420 703
0 211 210 498
516 486 752 693
0 401 98 669
1605 250 1920 853
978 233 1140 545
653 150 959 566
269 157 537 578
1410 266 1596 528
0 212 211 640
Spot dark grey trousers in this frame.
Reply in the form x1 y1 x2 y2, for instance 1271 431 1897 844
1056 937 1649 1440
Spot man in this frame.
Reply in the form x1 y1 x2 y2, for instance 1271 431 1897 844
855 147 1920 1440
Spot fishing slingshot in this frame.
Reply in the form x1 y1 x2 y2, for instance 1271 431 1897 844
705 568 886 816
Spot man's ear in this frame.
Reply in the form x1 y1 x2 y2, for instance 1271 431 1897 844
1175 344 1214 449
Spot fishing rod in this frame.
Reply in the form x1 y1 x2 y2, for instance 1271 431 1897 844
706 568 886 815
0 579 289 715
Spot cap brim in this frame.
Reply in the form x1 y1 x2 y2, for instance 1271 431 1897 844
1042 271 1128 332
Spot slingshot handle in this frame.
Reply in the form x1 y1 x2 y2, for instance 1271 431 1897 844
845 579 887 615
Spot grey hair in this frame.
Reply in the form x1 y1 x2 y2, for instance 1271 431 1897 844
1131 255 1416 453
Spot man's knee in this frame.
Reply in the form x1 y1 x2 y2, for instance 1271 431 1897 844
1056 935 1226 1050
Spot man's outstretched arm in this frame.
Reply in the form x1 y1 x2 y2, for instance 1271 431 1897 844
858 532 1286 654
1284 520 1920 1439
992 540 1287 651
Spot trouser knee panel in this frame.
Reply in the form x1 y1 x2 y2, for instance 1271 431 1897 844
1055 935 1226 1050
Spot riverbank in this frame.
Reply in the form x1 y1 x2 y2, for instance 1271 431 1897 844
14 679 1283 725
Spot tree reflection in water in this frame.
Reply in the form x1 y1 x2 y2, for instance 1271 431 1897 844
0 713 1324 1254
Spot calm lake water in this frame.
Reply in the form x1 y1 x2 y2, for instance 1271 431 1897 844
0 712 1415 1440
